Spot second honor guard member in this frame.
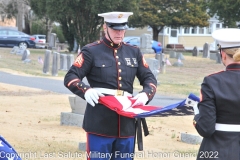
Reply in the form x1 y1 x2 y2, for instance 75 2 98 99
193 28 240 160
64 12 157 160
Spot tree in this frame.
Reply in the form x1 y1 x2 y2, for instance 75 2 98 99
207 0 240 28
129 0 209 41
30 0 140 51
29 0 54 43
0 0 31 33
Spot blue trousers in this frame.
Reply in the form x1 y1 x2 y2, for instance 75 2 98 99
86 133 135 160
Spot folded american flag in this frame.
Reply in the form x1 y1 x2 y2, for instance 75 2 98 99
99 93 199 118
0 135 21 160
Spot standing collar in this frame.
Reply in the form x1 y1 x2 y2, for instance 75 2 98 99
102 37 122 49
226 63 240 70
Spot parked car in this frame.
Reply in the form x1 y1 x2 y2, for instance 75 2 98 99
0 28 35 48
123 36 162 53
32 34 47 49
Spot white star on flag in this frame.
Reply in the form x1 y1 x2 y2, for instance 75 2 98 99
0 140 3 147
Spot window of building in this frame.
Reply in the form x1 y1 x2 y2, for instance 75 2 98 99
191 27 197 34
184 27 190 34
198 27 204 34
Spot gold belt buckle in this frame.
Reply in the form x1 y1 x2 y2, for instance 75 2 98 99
116 90 123 96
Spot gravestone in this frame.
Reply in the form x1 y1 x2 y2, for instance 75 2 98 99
16 48 25 56
192 46 198 56
181 133 202 145
67 54 74 70
173 59 183 67
61 95 86 127
61 94 87 151
140 34 154 54
52 52 59 76
145 58 160 84
155 53 166 74
43 50 51 74
60 54 68 70
209 53 217 61
216 51 221 64
10 46 19 54
202 43 210 58
22 59 31 63
21 49 30 61
176 52 185 60
48 33 57 49
169 51 176 58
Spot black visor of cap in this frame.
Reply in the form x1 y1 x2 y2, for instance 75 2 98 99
106 22 128 30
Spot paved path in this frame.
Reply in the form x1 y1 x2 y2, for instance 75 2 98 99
0 71 184 106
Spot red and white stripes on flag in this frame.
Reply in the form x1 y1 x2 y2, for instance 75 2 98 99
99 93 199 118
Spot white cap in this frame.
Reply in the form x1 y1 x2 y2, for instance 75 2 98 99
98 12 133 23
212 28 240 49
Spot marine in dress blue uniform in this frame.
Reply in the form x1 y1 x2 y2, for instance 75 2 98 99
193 28 240 160
64 12 157 160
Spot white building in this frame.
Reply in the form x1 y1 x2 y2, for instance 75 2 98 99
125 15 224 51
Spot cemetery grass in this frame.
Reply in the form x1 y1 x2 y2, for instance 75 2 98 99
0 47 224 160
0 47 224 98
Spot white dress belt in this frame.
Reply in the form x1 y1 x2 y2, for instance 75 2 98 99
93 88 132 97
215 123 240 132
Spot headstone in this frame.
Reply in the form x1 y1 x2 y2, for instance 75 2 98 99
67 54 74 70
52 52 59 76
22 59 31 63
155 53 166 74
173 59 183 67
192 46 198 56
209 53 217 61
181 133 202 145
10 46 19 54
78 142 86 151
145 58 160 84
140 34 154 54
169 51 176 58
21 49 30 61
60 54 68 70
176 52 185 60
202 43 210 58
16 48 25 56
48 33 57 49
216 51 221 64
61 95 86 127
43 50 51 74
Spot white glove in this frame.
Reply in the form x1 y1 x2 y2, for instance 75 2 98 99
185 97 199 115
84 89 104 107
193 103 199 115
131 92 148 107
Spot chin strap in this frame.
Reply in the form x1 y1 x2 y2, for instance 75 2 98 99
106 27 114 46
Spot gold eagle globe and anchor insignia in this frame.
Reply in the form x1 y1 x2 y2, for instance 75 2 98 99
118 14 123 18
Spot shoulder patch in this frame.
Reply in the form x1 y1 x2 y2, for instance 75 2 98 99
73 53 84 68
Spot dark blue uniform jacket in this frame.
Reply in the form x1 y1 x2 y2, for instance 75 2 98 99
64 37 157 137
194 63 240 160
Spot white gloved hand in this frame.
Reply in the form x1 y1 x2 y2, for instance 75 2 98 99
185 98 199 115
84 89 104 107
193 103 199 115
131 92 148 107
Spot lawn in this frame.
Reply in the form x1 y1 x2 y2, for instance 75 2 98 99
0 47 224 98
